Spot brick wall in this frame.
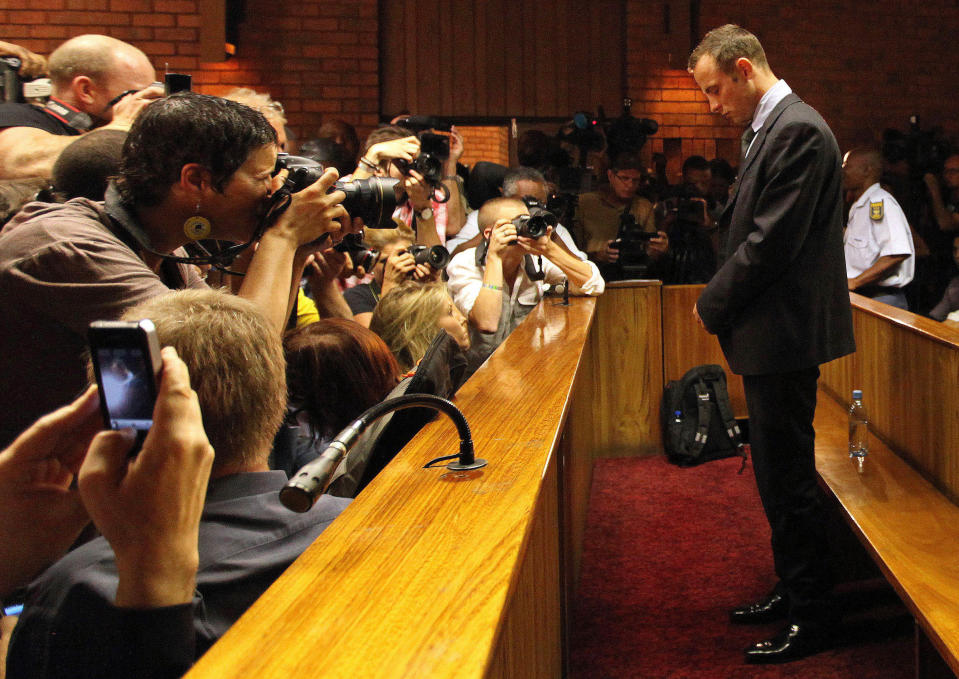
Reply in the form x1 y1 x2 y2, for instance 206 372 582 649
625 1 959 181
457 125 510 168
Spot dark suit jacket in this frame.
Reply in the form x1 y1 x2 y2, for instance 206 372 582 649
697 93 855 375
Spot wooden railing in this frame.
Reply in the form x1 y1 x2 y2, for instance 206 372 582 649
186 295 599 679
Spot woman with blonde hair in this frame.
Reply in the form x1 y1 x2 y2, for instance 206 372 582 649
370 280 469 373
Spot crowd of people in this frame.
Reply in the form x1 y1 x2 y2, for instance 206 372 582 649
0 25 958 676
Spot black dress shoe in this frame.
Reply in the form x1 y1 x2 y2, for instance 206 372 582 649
729 591 788 624
744 623 832 664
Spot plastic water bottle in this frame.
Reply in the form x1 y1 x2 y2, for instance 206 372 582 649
848 389 868 473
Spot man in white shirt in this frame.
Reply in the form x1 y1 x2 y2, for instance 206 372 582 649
843 147 915 310
446 197 603 373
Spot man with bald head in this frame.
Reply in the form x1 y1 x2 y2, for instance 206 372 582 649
843 147 915 309
0 34 161 179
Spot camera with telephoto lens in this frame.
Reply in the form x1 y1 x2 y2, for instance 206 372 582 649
510 200 558 240
408 244 450 271
334 233 380 271
275 154 399 229
611 212 655 279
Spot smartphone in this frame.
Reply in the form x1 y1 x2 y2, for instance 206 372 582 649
88 320 162 450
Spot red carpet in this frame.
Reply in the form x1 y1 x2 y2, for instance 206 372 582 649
569 455 913 678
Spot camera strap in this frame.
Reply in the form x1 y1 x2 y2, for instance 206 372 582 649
524 255 546 281
43 97 93 132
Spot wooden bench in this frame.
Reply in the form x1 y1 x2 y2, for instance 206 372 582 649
815 293 959 678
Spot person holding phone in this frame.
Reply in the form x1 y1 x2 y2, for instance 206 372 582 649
1 347 214 679
0 92 354 449
7 289 350 679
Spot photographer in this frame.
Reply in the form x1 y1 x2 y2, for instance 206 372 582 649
572 152 668 279
447 197 603 371
352 124 467 246
654 155 719 284
0 35 162 180
0 40 46 79
342 225 439 327
0 92 352 448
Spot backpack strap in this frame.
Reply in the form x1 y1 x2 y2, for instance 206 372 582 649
690 379 713 459
703 372 748 473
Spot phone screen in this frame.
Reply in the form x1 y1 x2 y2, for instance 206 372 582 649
96 346 155 430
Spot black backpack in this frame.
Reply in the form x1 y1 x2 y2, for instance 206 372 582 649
661 364 747 469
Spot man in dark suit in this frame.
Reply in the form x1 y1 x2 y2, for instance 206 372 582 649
688 25 855 663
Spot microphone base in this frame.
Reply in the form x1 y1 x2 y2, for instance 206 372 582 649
447 458 488 471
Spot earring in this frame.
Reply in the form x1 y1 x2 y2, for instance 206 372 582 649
183 202 211 240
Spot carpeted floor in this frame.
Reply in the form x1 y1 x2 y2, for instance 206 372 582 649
569 455 914 679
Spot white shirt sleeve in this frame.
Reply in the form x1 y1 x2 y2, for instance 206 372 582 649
446 248 484 313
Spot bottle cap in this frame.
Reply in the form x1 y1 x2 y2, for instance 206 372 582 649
852 389 863 400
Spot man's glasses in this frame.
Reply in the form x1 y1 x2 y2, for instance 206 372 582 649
612 172 643 185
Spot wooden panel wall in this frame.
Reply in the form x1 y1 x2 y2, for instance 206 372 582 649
380 0 625 118
661 285 747 419
820 293 959 503
570 281 664 458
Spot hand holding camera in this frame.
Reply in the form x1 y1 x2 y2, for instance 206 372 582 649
362 135 421 172
487 218 518 261
273 166 350 245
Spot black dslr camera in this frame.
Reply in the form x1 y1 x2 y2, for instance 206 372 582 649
275 154 399 229
334 233 380 271
392 132 450 202
511 199 558 240
408 244 451 271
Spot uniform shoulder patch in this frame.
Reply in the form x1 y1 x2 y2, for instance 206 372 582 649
870 200 884 221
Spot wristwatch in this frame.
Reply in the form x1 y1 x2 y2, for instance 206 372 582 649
416 206 434 220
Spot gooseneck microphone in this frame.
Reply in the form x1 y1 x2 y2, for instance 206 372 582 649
279 394 485 513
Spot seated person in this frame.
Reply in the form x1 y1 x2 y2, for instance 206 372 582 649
447 197 604 371
6 288 350 679
0 92 350 448
708 157 735 221
274 318 402 476
0 347 213 679
930 235 959 322
448 166 588 261
370 280 470 374
572 151 668 279
0 34 161 180
351 125 466 246
843 147 915 309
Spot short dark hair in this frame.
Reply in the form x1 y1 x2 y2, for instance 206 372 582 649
53 128 127 201
608 152 645 173
363 125 415 154
502 166 546 197
688 24 769 74
116 93 277 207
682 155 710 176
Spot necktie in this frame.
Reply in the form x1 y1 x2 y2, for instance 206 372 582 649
741 126 757 160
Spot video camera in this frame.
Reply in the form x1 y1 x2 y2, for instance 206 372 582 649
0 57 51 103
275 154 399 229
610 212 655 279
882 115 954 179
